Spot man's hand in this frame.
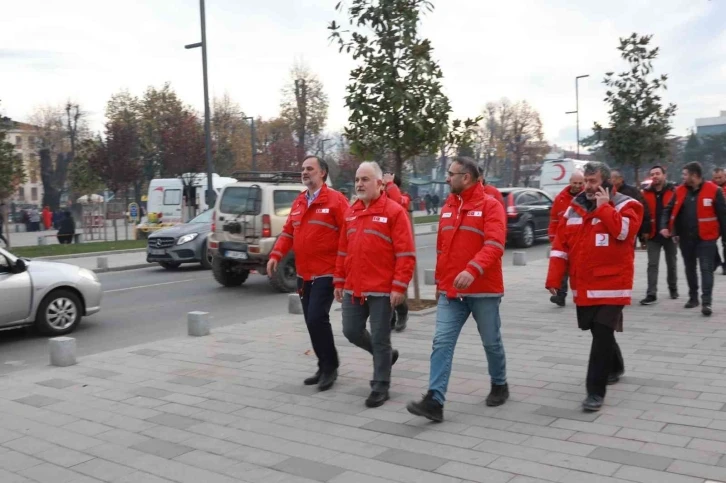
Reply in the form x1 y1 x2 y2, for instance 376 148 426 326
547 287 558 296
660 228 671 238
435 288 440 300
595 186 610 208
334 288 343 303
390 291 405 308
453 271 475 290
383 173 394 185
266 258 278 277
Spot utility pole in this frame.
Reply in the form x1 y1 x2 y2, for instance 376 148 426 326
565 74 590 159
244 116 256 171
319 138 330 162
294 79 307 162
185 0 215 206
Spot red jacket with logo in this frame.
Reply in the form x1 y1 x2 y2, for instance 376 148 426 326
548 186 579 241
482 183 505 206
546 192 644 307
270 184 349 281
641 183 676 238
334 193 415 297
435 183 507 298
668 181 721 241
385 182 412 212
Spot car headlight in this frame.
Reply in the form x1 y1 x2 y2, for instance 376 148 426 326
177 233 199 245
78 268 99 283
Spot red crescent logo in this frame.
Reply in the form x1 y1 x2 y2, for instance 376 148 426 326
552 163 566 181
153 187 164 192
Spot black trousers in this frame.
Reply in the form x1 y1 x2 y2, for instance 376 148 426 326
298 277 339 374
679 238 718 304
0 232 7 246
587 323 624 397
390 300 409 326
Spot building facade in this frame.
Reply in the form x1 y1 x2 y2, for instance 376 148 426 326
696 111 726 137
6 122 44 206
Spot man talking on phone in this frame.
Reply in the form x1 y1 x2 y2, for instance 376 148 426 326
546 162 643 412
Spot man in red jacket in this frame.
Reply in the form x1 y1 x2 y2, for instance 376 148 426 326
547 171 584 307
547 162 643 412
383 173 411 332
407 156 508 422
267 156 349 391
712 167 726 275
334 162 415 408
478 167 505 206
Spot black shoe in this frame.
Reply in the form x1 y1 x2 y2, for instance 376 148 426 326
304 370 321 386
582 394 604 412
684 299 700 309
550 295 566 307
722 266 726 276
485 383 509 407
607 371 624 385
318 370 338 391
639 295 657 306
407 391 443 422
392 350 399 366
394 313 408 332
365 390 389 408
702 304 713 317
670 289 679 300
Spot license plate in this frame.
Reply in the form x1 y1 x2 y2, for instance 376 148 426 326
149 249 166 255
226 250 248 260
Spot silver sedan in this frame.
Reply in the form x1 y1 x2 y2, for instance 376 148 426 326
0 247 102 335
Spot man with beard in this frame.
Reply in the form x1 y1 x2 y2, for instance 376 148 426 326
712 167 726 275
639 165 679 305
547 171 584 307
547 161 643 411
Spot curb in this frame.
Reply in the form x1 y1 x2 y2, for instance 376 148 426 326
37 248 147 261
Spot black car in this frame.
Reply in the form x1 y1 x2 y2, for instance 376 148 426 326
499 187 553 248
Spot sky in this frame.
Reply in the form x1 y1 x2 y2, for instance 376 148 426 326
1 0 725 152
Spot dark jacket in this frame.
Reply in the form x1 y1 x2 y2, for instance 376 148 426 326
662 182 726 241
58 214 76 237
640 182 676 238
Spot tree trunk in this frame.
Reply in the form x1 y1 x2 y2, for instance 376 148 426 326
42 189 62 212
394 148 404 179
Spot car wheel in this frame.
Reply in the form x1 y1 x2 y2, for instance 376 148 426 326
518 223 535 248
269 252 297 293
200 243 213 270
35 289 82 336
159 262 181 270
212 257 249 287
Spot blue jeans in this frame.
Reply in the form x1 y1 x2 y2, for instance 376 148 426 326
429 295 507 405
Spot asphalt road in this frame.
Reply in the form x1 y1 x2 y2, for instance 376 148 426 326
0 234 551 375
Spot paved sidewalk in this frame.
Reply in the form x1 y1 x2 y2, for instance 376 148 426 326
1 254 726 482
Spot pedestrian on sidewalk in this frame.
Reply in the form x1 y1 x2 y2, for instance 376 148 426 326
547 170 584 307
383 172 411 333
267 156 349 391
431 193 440 214
711 167 726 275
42 206 52 231
334 162 415 408
407 156 508 423
29 207 41 232
639 165 678 305
546 161 643 412
56 211 76 244
661 162 726 316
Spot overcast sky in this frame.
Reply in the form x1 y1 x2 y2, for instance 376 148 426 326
1 0 724 151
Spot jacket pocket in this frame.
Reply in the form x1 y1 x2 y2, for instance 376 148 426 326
592 266 621 277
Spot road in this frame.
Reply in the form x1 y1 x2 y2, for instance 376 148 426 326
0 234 551 375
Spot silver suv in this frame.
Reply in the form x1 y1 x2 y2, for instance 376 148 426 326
207 172 306 292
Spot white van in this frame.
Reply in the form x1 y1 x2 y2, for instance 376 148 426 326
146 173 237 224
539 158 588 198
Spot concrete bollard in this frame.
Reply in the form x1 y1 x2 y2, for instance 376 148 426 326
50 337 76 367
188 311 210 337
97 257 108 270
424 269 436 286
288 294 304 315
37 236 46 246
513 251 527 266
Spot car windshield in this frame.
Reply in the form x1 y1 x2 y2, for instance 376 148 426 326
189 210 213 224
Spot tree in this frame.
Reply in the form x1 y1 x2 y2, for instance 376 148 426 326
69 138 104 199
0 105 25 202
329 0 477 179
683 132 701 163
508 101 546 186
593 33 677 184
212 93 252 175
88 117 144 197
280 61 329 162
255 118 298 171
701 133 726 169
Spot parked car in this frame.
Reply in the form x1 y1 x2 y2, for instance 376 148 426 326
499 187 553 248
147 209 214 270
0 247 102 335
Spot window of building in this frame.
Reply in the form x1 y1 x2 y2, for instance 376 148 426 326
15 136 22 149
31 188 38 201
28 136 35 148
30 169 38 184
18 187 25 200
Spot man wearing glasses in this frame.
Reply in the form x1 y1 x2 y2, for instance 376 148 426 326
407 156 508 422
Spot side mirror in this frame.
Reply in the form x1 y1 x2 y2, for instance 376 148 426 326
14 259 27 274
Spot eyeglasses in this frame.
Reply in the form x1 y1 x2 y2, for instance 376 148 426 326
447 171 467 177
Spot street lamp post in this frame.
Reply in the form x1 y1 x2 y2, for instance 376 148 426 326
319 138 331 162
243 116 256 171
565 74 590 159
185 0 215 206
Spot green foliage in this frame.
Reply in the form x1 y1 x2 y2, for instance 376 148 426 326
69 138 104 197
0 103 25 200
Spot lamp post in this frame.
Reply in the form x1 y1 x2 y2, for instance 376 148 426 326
243 116 256 171
565 74 590 159
185 0 215 206
319 138 331 162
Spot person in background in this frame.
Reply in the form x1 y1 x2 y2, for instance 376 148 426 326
479 167 505 206
42 206 52 231
0 205 7 247
662 162 726 316
547 171 585 307
424 193 432 215
383 173 411 332
547 161 643 412
639 165 678 305
29 207 41 232
56 211 76 244
431 193 440 214
712 167 726 275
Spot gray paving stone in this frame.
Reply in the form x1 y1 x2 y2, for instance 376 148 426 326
131 438 195 459
533 406 600 422
360 420 425 438
36 378 77 389
374 448 449 471
36 446 94 467
635 349 687 358
130 349 165 357
19 462 83 483
134 387 174 399
212 353 252 362
615 465 703 483
146 413 202 430
435 461 513 483
84 369 121 379
13 395 63 408
620 377 677 388
218 338 252 345
589 446 673 470
538 356 588 366
272 456 346 481
4 436 56 455
73 458 135 482
166 375 214 387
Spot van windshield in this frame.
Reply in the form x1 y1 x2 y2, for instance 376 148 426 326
220 187 260 215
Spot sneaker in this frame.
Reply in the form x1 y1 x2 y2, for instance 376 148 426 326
669 289 679 300
485 383 509 407
365 390 389 408
318 370 338 391
394 313 408 332
392 349 399 366
702 304 713 317
582 394 604 412
684 299 700 309
304 370 321 386
550 295 566 307
406 391 444 422
722 266 726 276
639 295 657 305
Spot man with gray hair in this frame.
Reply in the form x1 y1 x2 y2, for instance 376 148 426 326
547 161 643 411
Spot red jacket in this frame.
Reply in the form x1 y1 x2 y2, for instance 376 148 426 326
482 183 505 206
385 182 411 212
334 193 415 297
548 186 579 241
547 192 644 307
641 183 676 238
270 184 349 281
436 183 507 298
668 181 721 241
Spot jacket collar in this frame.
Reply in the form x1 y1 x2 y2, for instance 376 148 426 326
350 192 388 215
299 183 329 206
446 183 484 209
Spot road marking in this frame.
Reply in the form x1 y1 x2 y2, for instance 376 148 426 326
104 279 198 293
